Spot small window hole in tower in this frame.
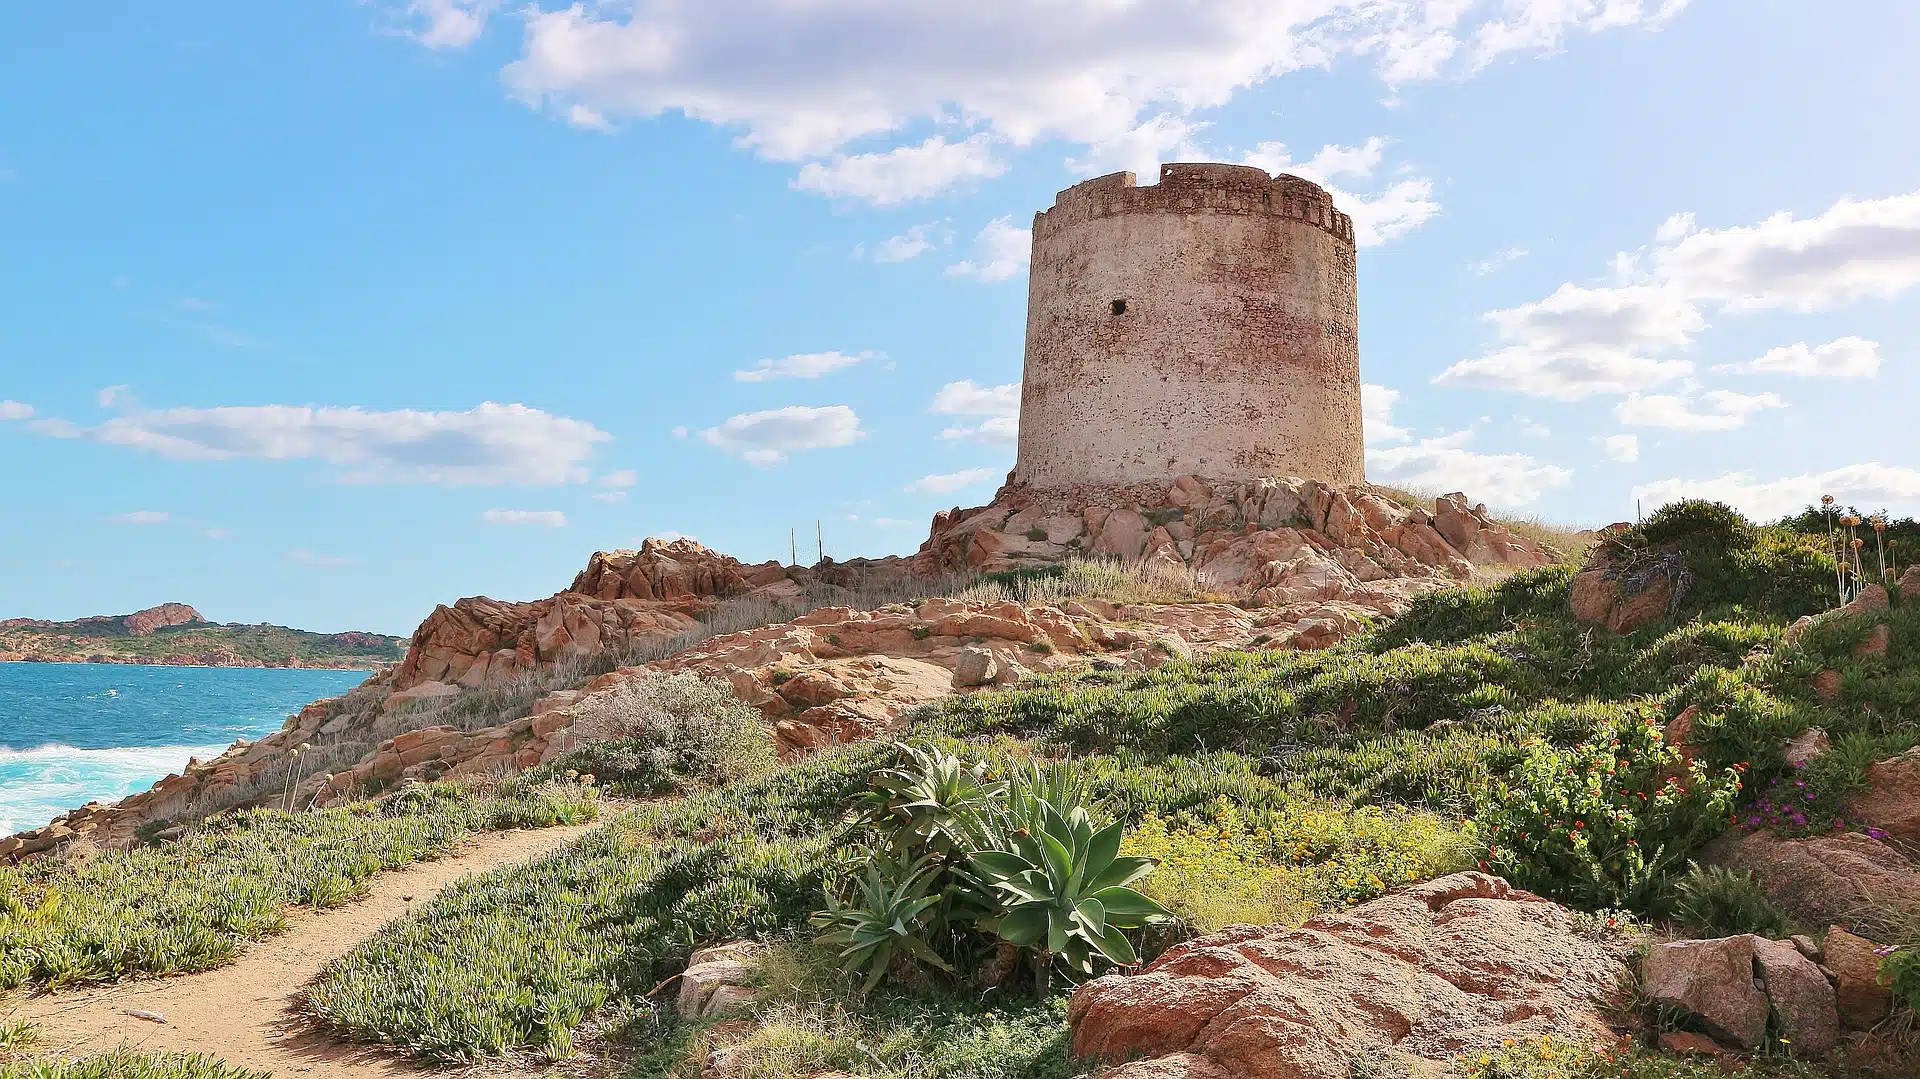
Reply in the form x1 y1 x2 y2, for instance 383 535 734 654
1111 299 1128 316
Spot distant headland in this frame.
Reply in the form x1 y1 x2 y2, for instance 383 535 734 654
0 602 406 669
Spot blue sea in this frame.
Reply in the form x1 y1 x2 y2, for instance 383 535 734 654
0 663 371 836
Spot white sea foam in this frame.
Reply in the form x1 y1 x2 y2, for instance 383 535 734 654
0 743 228 836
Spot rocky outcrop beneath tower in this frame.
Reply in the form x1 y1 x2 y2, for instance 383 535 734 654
918 475 1555 618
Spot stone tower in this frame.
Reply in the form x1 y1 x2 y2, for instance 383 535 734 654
1013 163 1364 490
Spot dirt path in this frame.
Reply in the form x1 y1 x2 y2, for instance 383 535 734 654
18 822 601 1078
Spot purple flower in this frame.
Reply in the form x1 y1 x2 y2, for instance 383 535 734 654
1868 827 1890 841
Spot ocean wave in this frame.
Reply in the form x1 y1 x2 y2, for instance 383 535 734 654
0 743 229 837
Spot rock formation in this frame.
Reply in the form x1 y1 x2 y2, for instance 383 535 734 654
918 475 1551 603
1067 874 1633 1079
3 484 1555 861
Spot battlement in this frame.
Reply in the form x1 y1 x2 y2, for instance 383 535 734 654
1037 163 1354 244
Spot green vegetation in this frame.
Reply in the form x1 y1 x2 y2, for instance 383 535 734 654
520 671 778 797
218 501 1920 1073
1463 1035 1830 1078
0 1050 270 1079
0 623 403 667
0 780 596 990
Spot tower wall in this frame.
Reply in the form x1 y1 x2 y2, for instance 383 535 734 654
1013 163 1364 490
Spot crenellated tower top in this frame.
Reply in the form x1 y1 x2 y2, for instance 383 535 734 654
1035 164 1355 245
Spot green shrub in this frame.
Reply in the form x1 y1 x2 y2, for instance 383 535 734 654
1479 707 1744 913
1461 1036 1825 1078
1371 567 1575 649
1120 796 1472 932
522 672 775 797
1672 863 1791 937
0 781 595 990
1883 945 1920 1015
0 1049 270 1079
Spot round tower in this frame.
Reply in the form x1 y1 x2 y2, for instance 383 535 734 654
1013 163 1364 490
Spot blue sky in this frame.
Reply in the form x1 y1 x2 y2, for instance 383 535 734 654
2 0 1917 634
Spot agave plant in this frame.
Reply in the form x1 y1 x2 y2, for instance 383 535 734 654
810 853 957 995
849 742 1005 856
972 799 1169 987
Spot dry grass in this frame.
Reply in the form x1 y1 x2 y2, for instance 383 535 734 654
951 558 1203 607
1373 483 1595 568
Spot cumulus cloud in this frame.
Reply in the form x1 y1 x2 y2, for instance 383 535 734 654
698 404 865 465
23 399 609 486
1714 336 1881 379
1470 247 1529 276
107 511 170 525
860 224 947 264
1361 383 1409 445
906 467 1001 495
0 400 32 420
483 508 569 527
1240 139 1438 246
733 351 872 383
1598 434 1640 462
931 379 1020 442
592 470 637 503
1444 189 1920 398
794 134 1004 204
487 0 1685 189
947 217 1031 282
401 0 497 49
1366 430 1572 506
1649 195 1920 312
1634 463 1920 521
1614 390 1786 432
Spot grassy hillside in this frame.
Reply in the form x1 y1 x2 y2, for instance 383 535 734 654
288 502 1916 1076
9 501 1915 1079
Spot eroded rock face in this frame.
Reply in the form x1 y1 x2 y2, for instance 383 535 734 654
1068 874 1632 1079
1851 748 1920 853
1824 927 1894 1030
1643 937 1770 1050
917 477 1553 612
1750 936 1839 1056
1705 830 1920 931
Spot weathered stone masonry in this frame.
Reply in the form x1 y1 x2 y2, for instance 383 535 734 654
1014 163 1364 490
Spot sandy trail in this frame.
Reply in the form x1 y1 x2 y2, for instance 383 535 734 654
17 822 600 1078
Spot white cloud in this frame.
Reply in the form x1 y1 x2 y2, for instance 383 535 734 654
23 399 609 486
205 528 233 540
1598 434 1640 462
1514 416 1551 439
649 530 696 543
98 385 133 408
1651 192 1920 312
1470 247 1529 275
287 549 355 567
940 416 1019 445
1615 390 1786 432
1450 189 1920 399
862 224 946 264
1634 463 1920 522
483 508 569 527
107 510 169 526
698 405 865 465
906 467 1001 495
1240 140 1438 246
1066 115 1211 181
1361 383 1409 445
931 379 1020 441
671 425 689 439
794 135 1004 204
1715 336 1881 379
490 1 1683 174
599 469 638 488
1366 430 1572 507
567 103 614 131
1435 346 1693 401
1436 283 1703 400
0 400 31 421
733 351 872 383
931 380 1020 417
402 0 497 48
592 491 629 503
946 217 1031 282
